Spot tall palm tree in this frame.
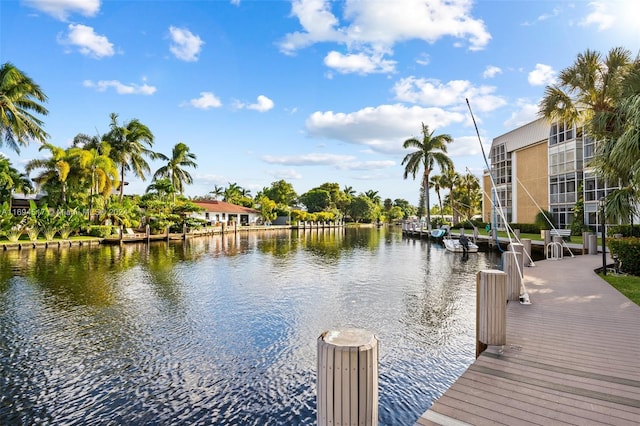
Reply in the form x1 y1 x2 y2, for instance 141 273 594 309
442 169 462 223
0 62 49 153
104 113 156 201
152 142 197 202
429 174 445 217
25 143 74 205
402 123 454 229
69 142 119 218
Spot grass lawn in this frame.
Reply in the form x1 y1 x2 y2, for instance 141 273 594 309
601 273 640 306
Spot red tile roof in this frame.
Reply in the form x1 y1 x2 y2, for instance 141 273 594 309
193 200 260 214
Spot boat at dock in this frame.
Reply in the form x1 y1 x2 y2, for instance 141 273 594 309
443 236 479 253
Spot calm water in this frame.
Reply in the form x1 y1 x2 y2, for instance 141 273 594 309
0 227 500 425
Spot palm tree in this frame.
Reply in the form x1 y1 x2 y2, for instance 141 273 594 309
539 47 637 225
0 62 49 153
152 142 197 202
224 182 242 204
539 47 632 133
25 143 72 205
364 189 381 205
209 184 224 200
429 174 445 218
0 156 33 208
104 113 156 201
146 177 175 202
69 142 119 219
343 185 356 198
458 173 481 220
442 169 462 223
402 123 454 229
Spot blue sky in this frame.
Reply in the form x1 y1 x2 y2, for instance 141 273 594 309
1 0 639 205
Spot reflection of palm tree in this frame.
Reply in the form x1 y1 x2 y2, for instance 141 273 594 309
153 142 197 202
0 62 49 153
402 123 453 228
105 113 156 201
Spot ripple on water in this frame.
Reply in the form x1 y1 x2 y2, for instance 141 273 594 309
0 230 494 425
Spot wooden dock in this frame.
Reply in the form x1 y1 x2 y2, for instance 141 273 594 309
416 254 640 425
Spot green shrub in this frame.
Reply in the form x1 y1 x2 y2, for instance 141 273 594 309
608 237 640 276
535 210 555 229
608 224 640 238
508 223 540 234
86 225 115 238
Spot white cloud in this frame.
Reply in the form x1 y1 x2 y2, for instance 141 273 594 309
24 0 100 20
522 6 561 26
392 77 507 112
324 51 396 74
248 95 275 112
336 160 395 171
578 2 615 31
279 0 491 55
305 103 466 154
185 92 222 109
262 153 356 166
503 100 540 128
169 26 204 62
415 53 430 66
83 80 156 95
482 65 502 79
58 24 114 58
528 63 556 86
269 169 303 180
234 95 275 112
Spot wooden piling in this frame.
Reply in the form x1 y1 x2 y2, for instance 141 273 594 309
502 251 522 302
317 328 378 426
476 270 507 357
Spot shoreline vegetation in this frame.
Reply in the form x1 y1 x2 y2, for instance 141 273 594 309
2 223 638 307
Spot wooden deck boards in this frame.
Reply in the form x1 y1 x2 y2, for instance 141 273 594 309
416 255 640 425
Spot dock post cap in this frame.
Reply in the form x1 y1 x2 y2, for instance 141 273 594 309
319 328 377 349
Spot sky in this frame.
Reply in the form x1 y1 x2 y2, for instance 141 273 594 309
1 0 639 206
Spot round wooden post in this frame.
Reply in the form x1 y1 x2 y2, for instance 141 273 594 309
501 251 522 302
317 329 378 426
507 242 525 276
542 230 551 249
521 238 532 266
476 270 507 357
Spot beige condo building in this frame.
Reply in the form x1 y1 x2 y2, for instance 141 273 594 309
483 117 618 234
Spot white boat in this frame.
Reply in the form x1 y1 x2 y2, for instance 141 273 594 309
443 236 479 253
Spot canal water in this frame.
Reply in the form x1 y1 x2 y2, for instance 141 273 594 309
0 227 501 425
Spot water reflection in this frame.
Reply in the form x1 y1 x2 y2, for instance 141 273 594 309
0 227 499 425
